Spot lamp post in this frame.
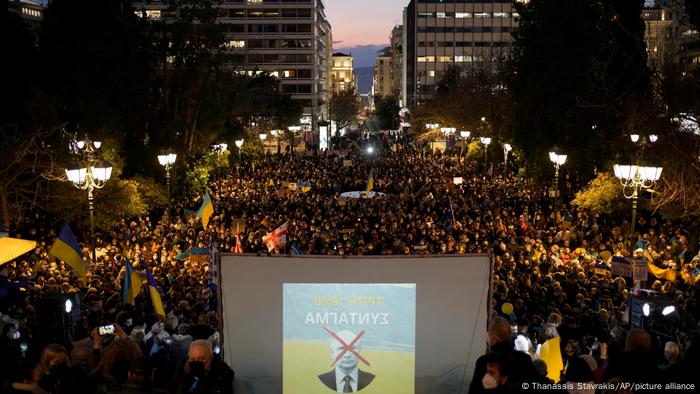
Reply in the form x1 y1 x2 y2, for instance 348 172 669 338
425 123 440 151
614 164 663 235
548 148 567 204
503 143 512 168
212 143 228 199
479 137 492 171
157 149 177 220
66 137 112 262
235 139 244 160
288 126 301 154
441 127 456 154
459 130 471 163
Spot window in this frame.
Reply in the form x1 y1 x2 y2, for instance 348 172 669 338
455 12 471 18
229 40 245 48
438 56 453 62
437 12 446 18
493 12 509 18
475 12 490 18
428 70 435 77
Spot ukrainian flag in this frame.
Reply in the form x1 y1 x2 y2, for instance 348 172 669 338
144 263 166 320
49 225 87 279
197 192 214 229
123 259 144 305
366 169 374 195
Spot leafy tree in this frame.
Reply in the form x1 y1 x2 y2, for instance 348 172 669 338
508 0 650 179
572 172 624 214
331 87 362 133
369 96 400 130
40 0 157 175
414 65 510 140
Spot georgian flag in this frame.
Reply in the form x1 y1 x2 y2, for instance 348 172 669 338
262 222 288 252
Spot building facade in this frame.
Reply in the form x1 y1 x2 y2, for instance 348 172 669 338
132 0 331 129
642 1 700 71
330 52 356 93
373 47 393 99
403 0 519 108
7 0 46 40
390 24 404 102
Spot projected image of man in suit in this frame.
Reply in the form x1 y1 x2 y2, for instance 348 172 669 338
318 329 375 392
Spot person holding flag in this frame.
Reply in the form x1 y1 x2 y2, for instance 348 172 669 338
123 259 145 305
144 263 166 320
365 169 374 198
262 222 289 253
197 192 214 230
49 224 87 279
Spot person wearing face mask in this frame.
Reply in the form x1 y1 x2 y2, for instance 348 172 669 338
174 339 233 394
469 317 534 394
480 352 519 393
12 344 89 394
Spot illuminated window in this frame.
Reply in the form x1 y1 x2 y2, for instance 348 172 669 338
493 12 509 18
229 40 245 48
456 12 471 18
475 12 490 18
428 70 435 77
438 56 453 62
437 12 446 18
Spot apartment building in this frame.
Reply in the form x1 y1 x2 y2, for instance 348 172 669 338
373 47 393 98
330 52 356 93
404 0 519 108
390 25 404 101
7 0 46 40
132 0 331 129
642 1 700 70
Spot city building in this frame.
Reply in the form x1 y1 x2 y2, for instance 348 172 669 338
373 47 393 99
390 24 404 102
7 0 46 40
642 1 700 71
132 0 331 133
403 0 519 109
330 52 356 93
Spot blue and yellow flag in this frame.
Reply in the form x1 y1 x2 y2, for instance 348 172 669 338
298 182 312 193
49 225 87 279
366 169 374 195
197 193 214 229
123 259 145 305
144 263 166 320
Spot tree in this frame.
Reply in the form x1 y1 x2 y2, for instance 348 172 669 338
572 172 624 214
369 96 400 131
508 0 650 179
331 87 362 133
413 64 511 141
0 126 62 230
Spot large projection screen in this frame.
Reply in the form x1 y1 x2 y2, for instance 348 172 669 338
219 255 491 394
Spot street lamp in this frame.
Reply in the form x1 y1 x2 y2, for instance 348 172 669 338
157 148 177 219
479 137 492 170
459 130 471 163
613 164 663 234
212 143 228 198
503 143 513 168
66 137 112 262
288 126 301 154
549 148 568 203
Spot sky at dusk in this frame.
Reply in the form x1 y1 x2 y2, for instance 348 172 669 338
325 0 406 49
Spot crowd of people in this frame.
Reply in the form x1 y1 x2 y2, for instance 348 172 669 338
1 135 699 393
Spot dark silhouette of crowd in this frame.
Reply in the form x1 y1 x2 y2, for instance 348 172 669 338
1 137 699 393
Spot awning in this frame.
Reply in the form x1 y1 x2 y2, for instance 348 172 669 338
0 237 37 265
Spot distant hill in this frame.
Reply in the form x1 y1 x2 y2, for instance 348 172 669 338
354 66 374 97
336 44 387 68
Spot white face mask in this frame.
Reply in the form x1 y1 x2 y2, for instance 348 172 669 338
482 373 499 390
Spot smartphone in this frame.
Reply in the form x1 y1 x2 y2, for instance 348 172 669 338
214 346 220 354
98 324 115 336
165 339 173 346
20 343 28 352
